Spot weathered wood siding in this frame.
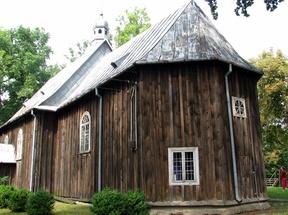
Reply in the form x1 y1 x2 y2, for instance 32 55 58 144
137 62 234 202
102 83 139 192
229 66 266 199
50 93 99 200
0 61 265 204
32 112 56 192
100 62 265 203
0 116 34 189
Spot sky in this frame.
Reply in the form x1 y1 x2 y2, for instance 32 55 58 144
0 0 287 65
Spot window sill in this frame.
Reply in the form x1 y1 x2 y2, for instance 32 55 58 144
169 181 200 186
78 151 91 156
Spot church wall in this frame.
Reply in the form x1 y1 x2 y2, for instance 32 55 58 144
228 66 267 199
50 93 99 200
103 62 265 204
0 115 34 189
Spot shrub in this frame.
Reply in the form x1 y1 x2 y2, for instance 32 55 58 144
26 190 55 215
126 191 149 215
0 185 15 208
91 188 127 215
91 188 149 215
0 176 10 185
8 188 30 212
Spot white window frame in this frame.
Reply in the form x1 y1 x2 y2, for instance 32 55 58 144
4 135 9 144
168 147 200 186
232 96 247 118
16 129 23 161
79 111 91 153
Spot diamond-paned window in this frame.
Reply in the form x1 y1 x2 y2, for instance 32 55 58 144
80 111 91 153
232 97 247 118
168 147 199 186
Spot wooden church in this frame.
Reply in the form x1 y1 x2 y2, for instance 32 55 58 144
0 1 269 214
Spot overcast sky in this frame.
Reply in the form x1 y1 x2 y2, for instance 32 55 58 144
1 0 287 65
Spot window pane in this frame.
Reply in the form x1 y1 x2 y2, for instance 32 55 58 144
185 152 194 180
173 152 182 181
82 115 89 123
80 126 85 152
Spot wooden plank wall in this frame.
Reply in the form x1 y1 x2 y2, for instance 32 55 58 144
50 93 98 200
137 62 234 202
0 116 34 189
102 83 140 192
0 61 266 204
33 112 56 192
229 66 266 199
98 62 266 203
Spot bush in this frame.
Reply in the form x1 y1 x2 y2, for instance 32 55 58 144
91 188 127 215
0 176 10 185
26 190 55 215
126 191 149 215
0 185 15 208
8 188 30 212
91 188 149 215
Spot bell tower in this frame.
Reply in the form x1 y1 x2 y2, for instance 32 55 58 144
93 13 109 41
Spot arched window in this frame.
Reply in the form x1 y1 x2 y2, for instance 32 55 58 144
80 112 91 153
4 135 9 144
16 129 23 160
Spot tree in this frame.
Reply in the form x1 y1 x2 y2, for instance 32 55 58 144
65 40 91 63
0 26 60 125
205 0 284 19
114 8 151 47
251 50 288 177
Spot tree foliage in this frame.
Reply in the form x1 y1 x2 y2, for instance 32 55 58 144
115 8 151 47
251 50 288 176
0 26 59 125
205 0 284 19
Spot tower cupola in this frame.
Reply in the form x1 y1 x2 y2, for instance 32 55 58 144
93 13 109 40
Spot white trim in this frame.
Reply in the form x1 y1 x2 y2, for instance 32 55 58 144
232 96 247 118
168 147 200 186
79 111 91 153
16 129 23 161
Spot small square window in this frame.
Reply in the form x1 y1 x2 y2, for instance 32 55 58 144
232 97 247 118
168 147 199 186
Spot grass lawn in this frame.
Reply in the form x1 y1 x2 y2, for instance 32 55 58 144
267 186 288 200
0 202 93 215
1 190 288 215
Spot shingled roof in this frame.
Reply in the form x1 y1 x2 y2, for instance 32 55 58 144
1 0 259 128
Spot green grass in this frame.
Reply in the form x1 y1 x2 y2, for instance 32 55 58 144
0 202 93 215
267 186 288 200
0 195 288 215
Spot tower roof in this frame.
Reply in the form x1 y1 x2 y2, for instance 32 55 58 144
94 13 109 29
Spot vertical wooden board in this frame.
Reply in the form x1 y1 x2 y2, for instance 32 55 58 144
138 70 145 193
122 86 128 192
183 66 194 201
157 69 166 200
162 71 171 201
174 69 183 201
